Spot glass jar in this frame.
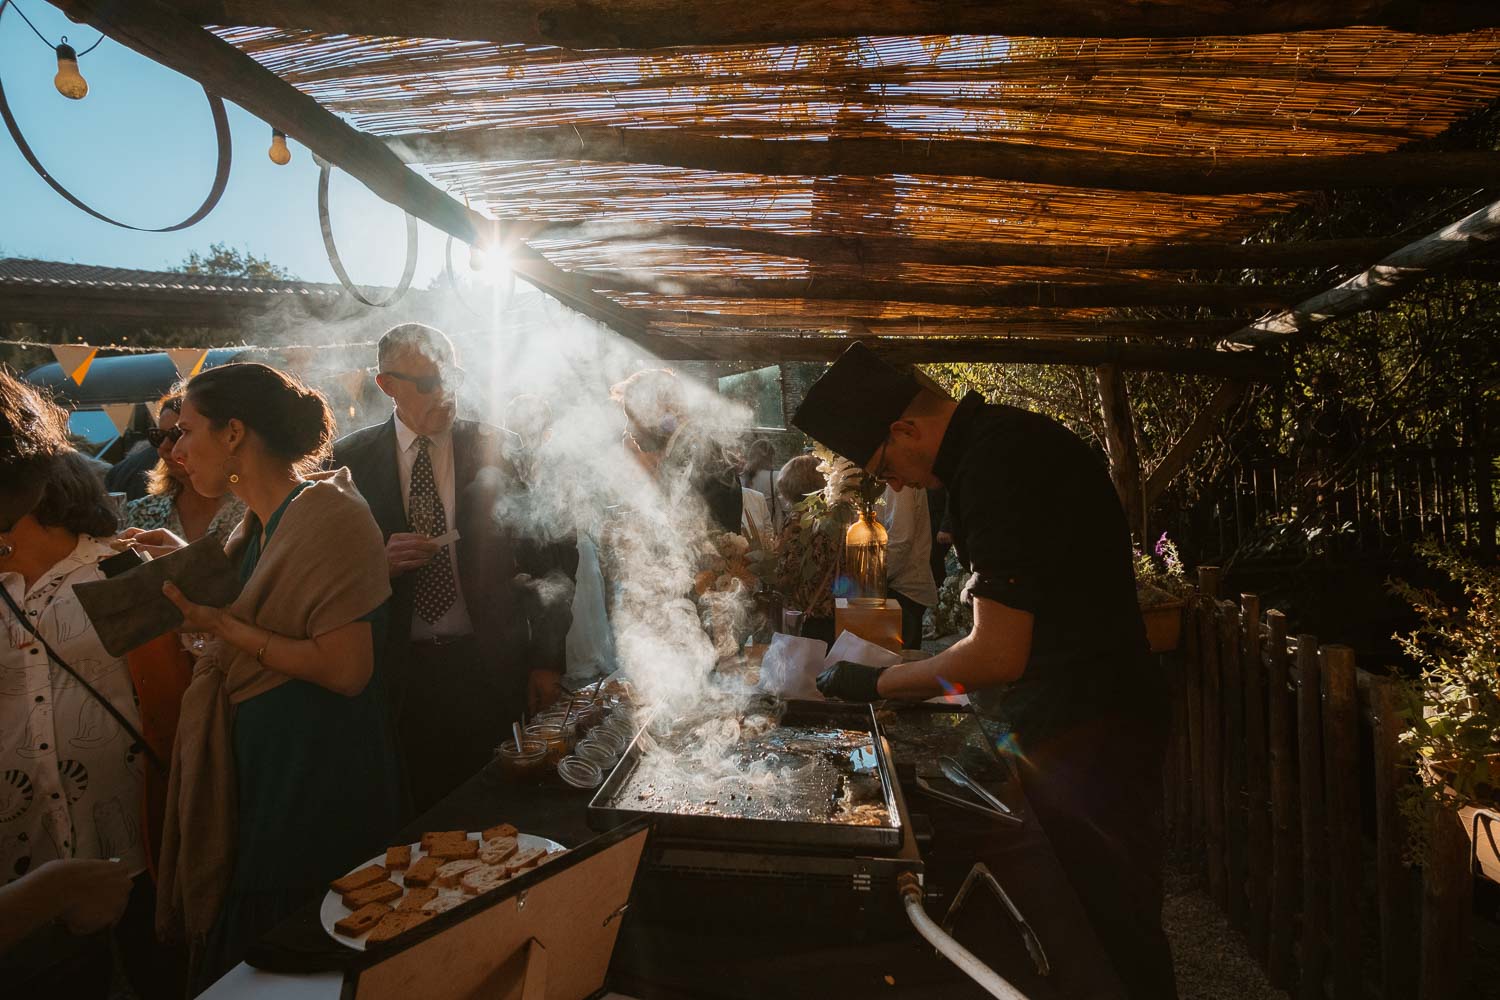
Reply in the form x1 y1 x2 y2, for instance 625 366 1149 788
557 756 604 790
843 509 889 607
496 738 549 783
525 723 571 766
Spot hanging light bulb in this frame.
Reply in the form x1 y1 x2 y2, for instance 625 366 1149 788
468 243 488 272
268 129 292 165
53 43 88 100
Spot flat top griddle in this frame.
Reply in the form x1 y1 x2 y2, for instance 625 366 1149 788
588 700 904 853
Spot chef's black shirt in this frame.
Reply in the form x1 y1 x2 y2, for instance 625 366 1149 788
933 392 1156 748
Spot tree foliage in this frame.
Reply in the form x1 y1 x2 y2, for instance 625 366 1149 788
173 242 295 281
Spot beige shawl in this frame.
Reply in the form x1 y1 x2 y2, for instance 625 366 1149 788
155 468 391 947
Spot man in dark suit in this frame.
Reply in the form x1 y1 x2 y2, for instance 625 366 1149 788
333 324 577 815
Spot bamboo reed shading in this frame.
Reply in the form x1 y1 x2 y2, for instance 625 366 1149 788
186 22 1500 366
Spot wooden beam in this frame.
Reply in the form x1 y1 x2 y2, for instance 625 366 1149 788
1096 364 1145 540
1224 196 1500 347
581 270 1308 309
57 0 697 359
534 223 1413 272
656 334 1283 377
391 126 1500 195
170 1 1500 49
1144 381 1248 506
650 314 1244 339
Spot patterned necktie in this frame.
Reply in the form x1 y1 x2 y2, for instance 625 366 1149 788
409 436 456 624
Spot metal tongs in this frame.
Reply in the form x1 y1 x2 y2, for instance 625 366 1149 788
913 757 1023 827
942 862 1051 978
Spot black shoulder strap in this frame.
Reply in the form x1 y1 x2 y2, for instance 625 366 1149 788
1 585 165 773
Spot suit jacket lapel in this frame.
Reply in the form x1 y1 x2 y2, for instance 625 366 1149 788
363 416 407 537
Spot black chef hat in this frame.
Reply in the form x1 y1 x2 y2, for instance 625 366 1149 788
791 343 924 467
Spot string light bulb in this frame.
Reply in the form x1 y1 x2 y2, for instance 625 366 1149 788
53 42 87 100
468 243 488 272
268 129 292 165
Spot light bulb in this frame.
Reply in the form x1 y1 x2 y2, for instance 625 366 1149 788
53 44 88 100
268 129 292 166
468 244 488 272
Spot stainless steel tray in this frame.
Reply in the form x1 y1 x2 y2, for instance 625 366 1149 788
587 700 904 853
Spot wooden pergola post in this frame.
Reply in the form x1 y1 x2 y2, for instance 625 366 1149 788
1096 364 1145 542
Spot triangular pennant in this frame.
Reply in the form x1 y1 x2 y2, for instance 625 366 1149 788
166 348 209 380
335 369 367 404
52 345 98 385
101 403 136 435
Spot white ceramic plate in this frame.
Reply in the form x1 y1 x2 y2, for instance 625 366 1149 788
320 831 565 950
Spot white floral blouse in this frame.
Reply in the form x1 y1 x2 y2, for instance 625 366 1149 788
125 491 246 546
0 536 148 882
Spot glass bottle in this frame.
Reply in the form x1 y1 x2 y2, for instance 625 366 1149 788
843 509 888 608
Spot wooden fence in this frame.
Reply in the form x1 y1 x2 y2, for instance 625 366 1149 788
1162 567 1475 999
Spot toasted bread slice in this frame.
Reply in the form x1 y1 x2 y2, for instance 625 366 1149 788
366 909 432 945
482 822 519 841
478 836 518 865
434 858 483 888
396 886 438 912
334 901 390 936
459 864 511 896
429 838 479 861
403 856 443 887
342 880 403 909
384 845 411 870
420 830 468 850
330 864 388 895
502 847 545 876
422 893 466 915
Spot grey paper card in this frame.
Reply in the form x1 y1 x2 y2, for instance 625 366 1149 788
74 537 243 657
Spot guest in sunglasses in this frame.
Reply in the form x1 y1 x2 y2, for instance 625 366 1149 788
124 394 246 545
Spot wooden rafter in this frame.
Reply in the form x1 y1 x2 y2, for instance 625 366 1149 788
56 0 703 359
667 334 1283 377
1223 196 1500 348
391 127 1500 195
169 1 1500 49
531 224 1416 272
582 271 1308 310
648 315 1244 339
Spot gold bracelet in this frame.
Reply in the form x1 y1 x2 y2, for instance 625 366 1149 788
255 634 271 665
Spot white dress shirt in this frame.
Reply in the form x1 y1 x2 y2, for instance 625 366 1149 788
394 412 474 639
881 485 939 607
1 537 148 882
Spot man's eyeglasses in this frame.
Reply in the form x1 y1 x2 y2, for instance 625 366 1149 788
147 426 183 448
872 439 892 482
381 368 465 395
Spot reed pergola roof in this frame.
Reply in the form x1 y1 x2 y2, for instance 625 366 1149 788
59 2 1500 372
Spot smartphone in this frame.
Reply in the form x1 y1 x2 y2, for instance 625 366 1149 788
99 548 147 579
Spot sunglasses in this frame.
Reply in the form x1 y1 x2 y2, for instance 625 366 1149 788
381 368 465 395
147 426 184 448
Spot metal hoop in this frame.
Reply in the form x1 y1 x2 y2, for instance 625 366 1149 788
0 0 231 232
317 160 417 308
444 232 516 318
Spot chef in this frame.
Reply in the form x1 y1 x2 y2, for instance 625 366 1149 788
794 343 1175 1000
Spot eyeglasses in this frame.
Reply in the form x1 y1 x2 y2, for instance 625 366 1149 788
872 439 892 481
147 426 183 447
381 367 465 395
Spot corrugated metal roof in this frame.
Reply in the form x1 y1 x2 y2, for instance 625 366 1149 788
0 257 348 298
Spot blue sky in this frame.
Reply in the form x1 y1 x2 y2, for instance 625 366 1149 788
0 1 451 286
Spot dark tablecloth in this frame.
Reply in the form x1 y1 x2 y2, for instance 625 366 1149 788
247 721 1125 999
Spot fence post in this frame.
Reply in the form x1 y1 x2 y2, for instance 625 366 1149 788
1297 636 1327 1000
1242 594 1271 965
1199 567 1225 906
1419 804 1473 999
1221 603 1248 931
1371 678 1416 1000
1321 645 1361 1000
1183 596 1204 853
1265 611 1297 989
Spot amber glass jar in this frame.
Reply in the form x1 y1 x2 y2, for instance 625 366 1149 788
843 509 888 607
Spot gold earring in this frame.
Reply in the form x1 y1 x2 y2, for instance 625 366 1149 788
0 538 12 559
226 455 240 485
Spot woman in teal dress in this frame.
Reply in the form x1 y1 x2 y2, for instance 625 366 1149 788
124 364 400 989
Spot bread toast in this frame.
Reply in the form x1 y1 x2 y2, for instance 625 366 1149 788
478 836 518 865
342 879 403 909
330 864 388 895
482 822 519 841
459 864 511 896
366 908 432 945
402 856 443 887
435 858 484 888
384 845 411 869
395 886 438 911
429 837 479 860
334 901 391 936
420 830 467 850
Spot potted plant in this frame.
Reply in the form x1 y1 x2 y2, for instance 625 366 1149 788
1135 532 1191 653
1392 545 1500 857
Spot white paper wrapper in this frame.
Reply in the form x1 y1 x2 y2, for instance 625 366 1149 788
757 632 830 700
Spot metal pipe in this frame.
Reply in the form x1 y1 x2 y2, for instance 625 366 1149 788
899 876 1030 1000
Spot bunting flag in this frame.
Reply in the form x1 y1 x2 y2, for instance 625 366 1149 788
166 348 210 380
52 345 99 385
101 403 136 435
335 369 367 404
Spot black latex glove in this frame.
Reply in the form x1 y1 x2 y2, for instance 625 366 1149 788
815 661 886 702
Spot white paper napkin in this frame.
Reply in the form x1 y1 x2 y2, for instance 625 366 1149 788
757 632 830 700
